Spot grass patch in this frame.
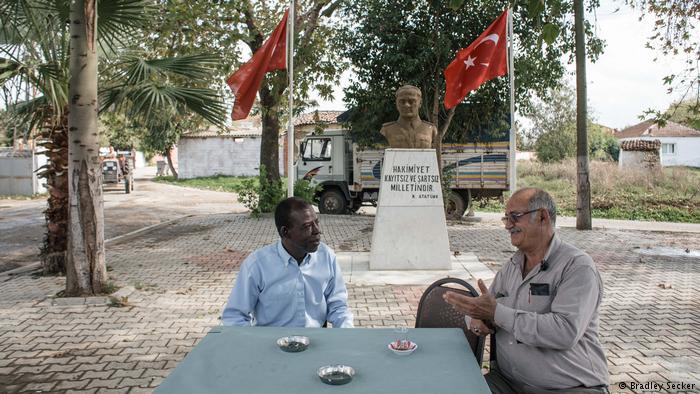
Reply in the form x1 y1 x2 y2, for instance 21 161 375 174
475 160 700 223
0 193 48 200
154 175 258 193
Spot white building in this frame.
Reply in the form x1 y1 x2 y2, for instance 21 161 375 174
615 120 700 167
177 117 284 179
0 148 47 196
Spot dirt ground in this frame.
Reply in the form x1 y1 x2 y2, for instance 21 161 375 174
0 167 246 273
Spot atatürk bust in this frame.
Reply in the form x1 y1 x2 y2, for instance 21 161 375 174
380 85 437 149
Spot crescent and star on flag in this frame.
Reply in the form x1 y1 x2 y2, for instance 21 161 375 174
463 34 500 70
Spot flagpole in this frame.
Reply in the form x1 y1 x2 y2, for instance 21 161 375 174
287 2 295 197
507 7 516 195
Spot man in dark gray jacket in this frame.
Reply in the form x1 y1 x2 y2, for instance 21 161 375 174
444 188 609 393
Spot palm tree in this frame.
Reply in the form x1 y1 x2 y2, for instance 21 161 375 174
100 53 227 179
1 0 225 295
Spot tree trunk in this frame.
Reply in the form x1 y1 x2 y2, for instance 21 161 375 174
165 147 178 179
65 0 107 296
38 117 69 275
574 0 592 230
259 85 281 182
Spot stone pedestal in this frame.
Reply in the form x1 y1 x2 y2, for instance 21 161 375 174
369 149 451 270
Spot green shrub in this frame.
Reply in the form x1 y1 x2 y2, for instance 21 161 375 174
535 123 620 163
294 179 321 205
257 165 285 213
235 177 261 214
235 166 322 215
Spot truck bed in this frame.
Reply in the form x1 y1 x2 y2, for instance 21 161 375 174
353 142 509 190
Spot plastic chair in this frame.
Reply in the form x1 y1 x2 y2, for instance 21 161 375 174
415 277 486 365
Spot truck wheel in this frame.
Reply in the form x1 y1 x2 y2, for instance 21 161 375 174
319 189 347 214
124 179 131 194
445 191 467 219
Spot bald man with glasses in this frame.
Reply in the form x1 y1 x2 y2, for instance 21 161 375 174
444 188 609 394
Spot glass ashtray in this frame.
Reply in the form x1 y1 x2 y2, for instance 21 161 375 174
388 340 417 356
276 336 310 353
317 364 355 385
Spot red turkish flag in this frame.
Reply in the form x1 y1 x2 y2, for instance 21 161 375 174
444 9 508 109
227 10 288 120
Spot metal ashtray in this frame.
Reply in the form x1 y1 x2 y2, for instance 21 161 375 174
276 336 310 353
317 365 355 385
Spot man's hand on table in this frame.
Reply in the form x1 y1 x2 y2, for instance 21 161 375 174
443 279 497 322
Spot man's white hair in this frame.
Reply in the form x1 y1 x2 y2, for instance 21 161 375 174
526 188 557 227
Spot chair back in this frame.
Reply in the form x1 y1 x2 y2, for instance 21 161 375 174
415 277 485 365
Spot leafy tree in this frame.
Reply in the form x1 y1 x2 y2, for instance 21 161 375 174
627 0 699 123
231 0 347 189
125 0 245 175
2 0 224 294
665 99 700 130
535 123 576 162
1 0 146 281
337 0 604 148
531 83 618 163
535 122 618 162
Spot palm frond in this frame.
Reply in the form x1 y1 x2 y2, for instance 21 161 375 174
103 82 225 127
8 95 54 132
0 57 21 83
97 0 151 53
121 53 222 85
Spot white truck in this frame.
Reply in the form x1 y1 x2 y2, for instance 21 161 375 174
295 129 510 218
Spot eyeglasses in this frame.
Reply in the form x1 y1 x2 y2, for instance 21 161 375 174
501 209 539 225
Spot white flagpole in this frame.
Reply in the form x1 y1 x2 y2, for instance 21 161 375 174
507 7 516 195
287 2 295 197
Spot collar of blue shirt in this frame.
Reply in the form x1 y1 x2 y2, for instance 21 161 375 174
276 239 312 267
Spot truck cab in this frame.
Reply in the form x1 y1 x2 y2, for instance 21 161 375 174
296 130 354 214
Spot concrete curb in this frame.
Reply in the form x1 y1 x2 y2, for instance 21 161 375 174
105 214 195 246
0 215 194 280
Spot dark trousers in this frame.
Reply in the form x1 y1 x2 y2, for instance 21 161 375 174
485 368 609 394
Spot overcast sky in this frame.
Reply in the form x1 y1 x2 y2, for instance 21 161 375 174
311 3 692 131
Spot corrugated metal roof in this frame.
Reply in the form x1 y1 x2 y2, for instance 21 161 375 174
615 120 700 138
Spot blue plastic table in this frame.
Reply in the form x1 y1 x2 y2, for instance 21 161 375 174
155 326 490 393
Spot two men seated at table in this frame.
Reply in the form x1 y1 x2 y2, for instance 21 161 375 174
445 188 609 394
222 197 353 328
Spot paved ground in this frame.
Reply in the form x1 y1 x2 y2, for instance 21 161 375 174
2 173 700 393
1 210 699 393
0 167 244 273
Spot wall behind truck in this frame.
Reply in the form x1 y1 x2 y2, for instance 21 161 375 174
0 148 47 196
178 136 286 179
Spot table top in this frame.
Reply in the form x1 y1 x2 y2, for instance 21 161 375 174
155 326 490 394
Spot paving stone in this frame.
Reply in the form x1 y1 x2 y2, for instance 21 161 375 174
82 370 114 380
0 214 698 392
111 369 144 379
86 378 122 389
64 389 98 394
55 379 90 390
22 381 57 392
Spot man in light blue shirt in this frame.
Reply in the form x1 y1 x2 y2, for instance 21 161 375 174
222 197 353 328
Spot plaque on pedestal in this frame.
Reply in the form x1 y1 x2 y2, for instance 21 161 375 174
369 149 451 270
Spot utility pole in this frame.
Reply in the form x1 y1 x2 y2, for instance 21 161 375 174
574 0 592 230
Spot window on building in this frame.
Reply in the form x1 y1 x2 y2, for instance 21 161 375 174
661 143 676 155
